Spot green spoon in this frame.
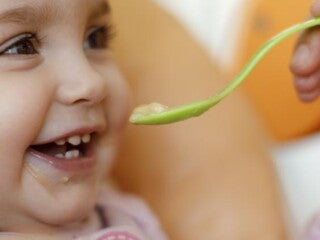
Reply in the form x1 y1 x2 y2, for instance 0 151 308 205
129 17 320 125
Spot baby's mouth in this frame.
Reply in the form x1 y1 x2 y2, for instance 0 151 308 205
24 133 97 185
30 134 92 160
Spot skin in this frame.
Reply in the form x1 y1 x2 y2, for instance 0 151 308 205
0 0 130 237
111 0 288 239
290 1 320 102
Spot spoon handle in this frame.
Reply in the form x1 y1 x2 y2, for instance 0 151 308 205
130 17 320 125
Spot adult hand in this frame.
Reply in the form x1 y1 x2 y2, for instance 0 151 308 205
290 1 320 102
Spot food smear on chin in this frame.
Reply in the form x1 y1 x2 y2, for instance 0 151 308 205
24 161 71 186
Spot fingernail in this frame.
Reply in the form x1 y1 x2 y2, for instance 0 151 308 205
292 44 311 69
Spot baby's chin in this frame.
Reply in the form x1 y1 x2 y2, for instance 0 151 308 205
17 168 100 232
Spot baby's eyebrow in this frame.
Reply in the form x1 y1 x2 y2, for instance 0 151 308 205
89 0 111 21
0 4 57 27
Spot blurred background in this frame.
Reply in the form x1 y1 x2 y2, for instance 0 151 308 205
111 0 320 239
151 0 320 238
153 0 247 69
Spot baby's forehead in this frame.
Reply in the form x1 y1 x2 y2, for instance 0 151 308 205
0 0 110 27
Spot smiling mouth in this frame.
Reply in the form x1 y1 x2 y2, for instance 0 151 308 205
23 133 98 186
31 134 92 159
27 133 97 172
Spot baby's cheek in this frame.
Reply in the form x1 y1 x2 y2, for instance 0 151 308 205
105 71 131 132
0 85 51 192
0 91 49 149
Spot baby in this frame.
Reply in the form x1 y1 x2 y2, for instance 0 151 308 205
0 0 167 239
291 1 320 239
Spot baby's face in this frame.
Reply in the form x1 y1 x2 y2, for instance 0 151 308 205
0 0 129 233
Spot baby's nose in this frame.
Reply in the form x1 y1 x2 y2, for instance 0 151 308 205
55 60 108 106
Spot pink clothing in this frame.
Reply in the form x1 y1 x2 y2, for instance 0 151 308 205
302 214 320 240
92 183 168 240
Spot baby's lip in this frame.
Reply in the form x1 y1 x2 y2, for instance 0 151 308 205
28 128 98 167
27 139 96 172
24 146 97 185
32 123 106 146
26 127 104 172
24 124 107 184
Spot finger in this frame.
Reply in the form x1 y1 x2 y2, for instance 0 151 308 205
311 0 320 17
297 89 320 102
296 86 320 102
290 27 320 76
294 69 320 93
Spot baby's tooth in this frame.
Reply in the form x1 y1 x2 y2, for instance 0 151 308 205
65 150 80 159
55 153 64 159
82 134 91 143
55 139 66 145
65 151 74 159
68 135 81 145
72 150 80 158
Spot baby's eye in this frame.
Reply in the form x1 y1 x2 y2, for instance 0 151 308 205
0 33 39 55
84 26 111 50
